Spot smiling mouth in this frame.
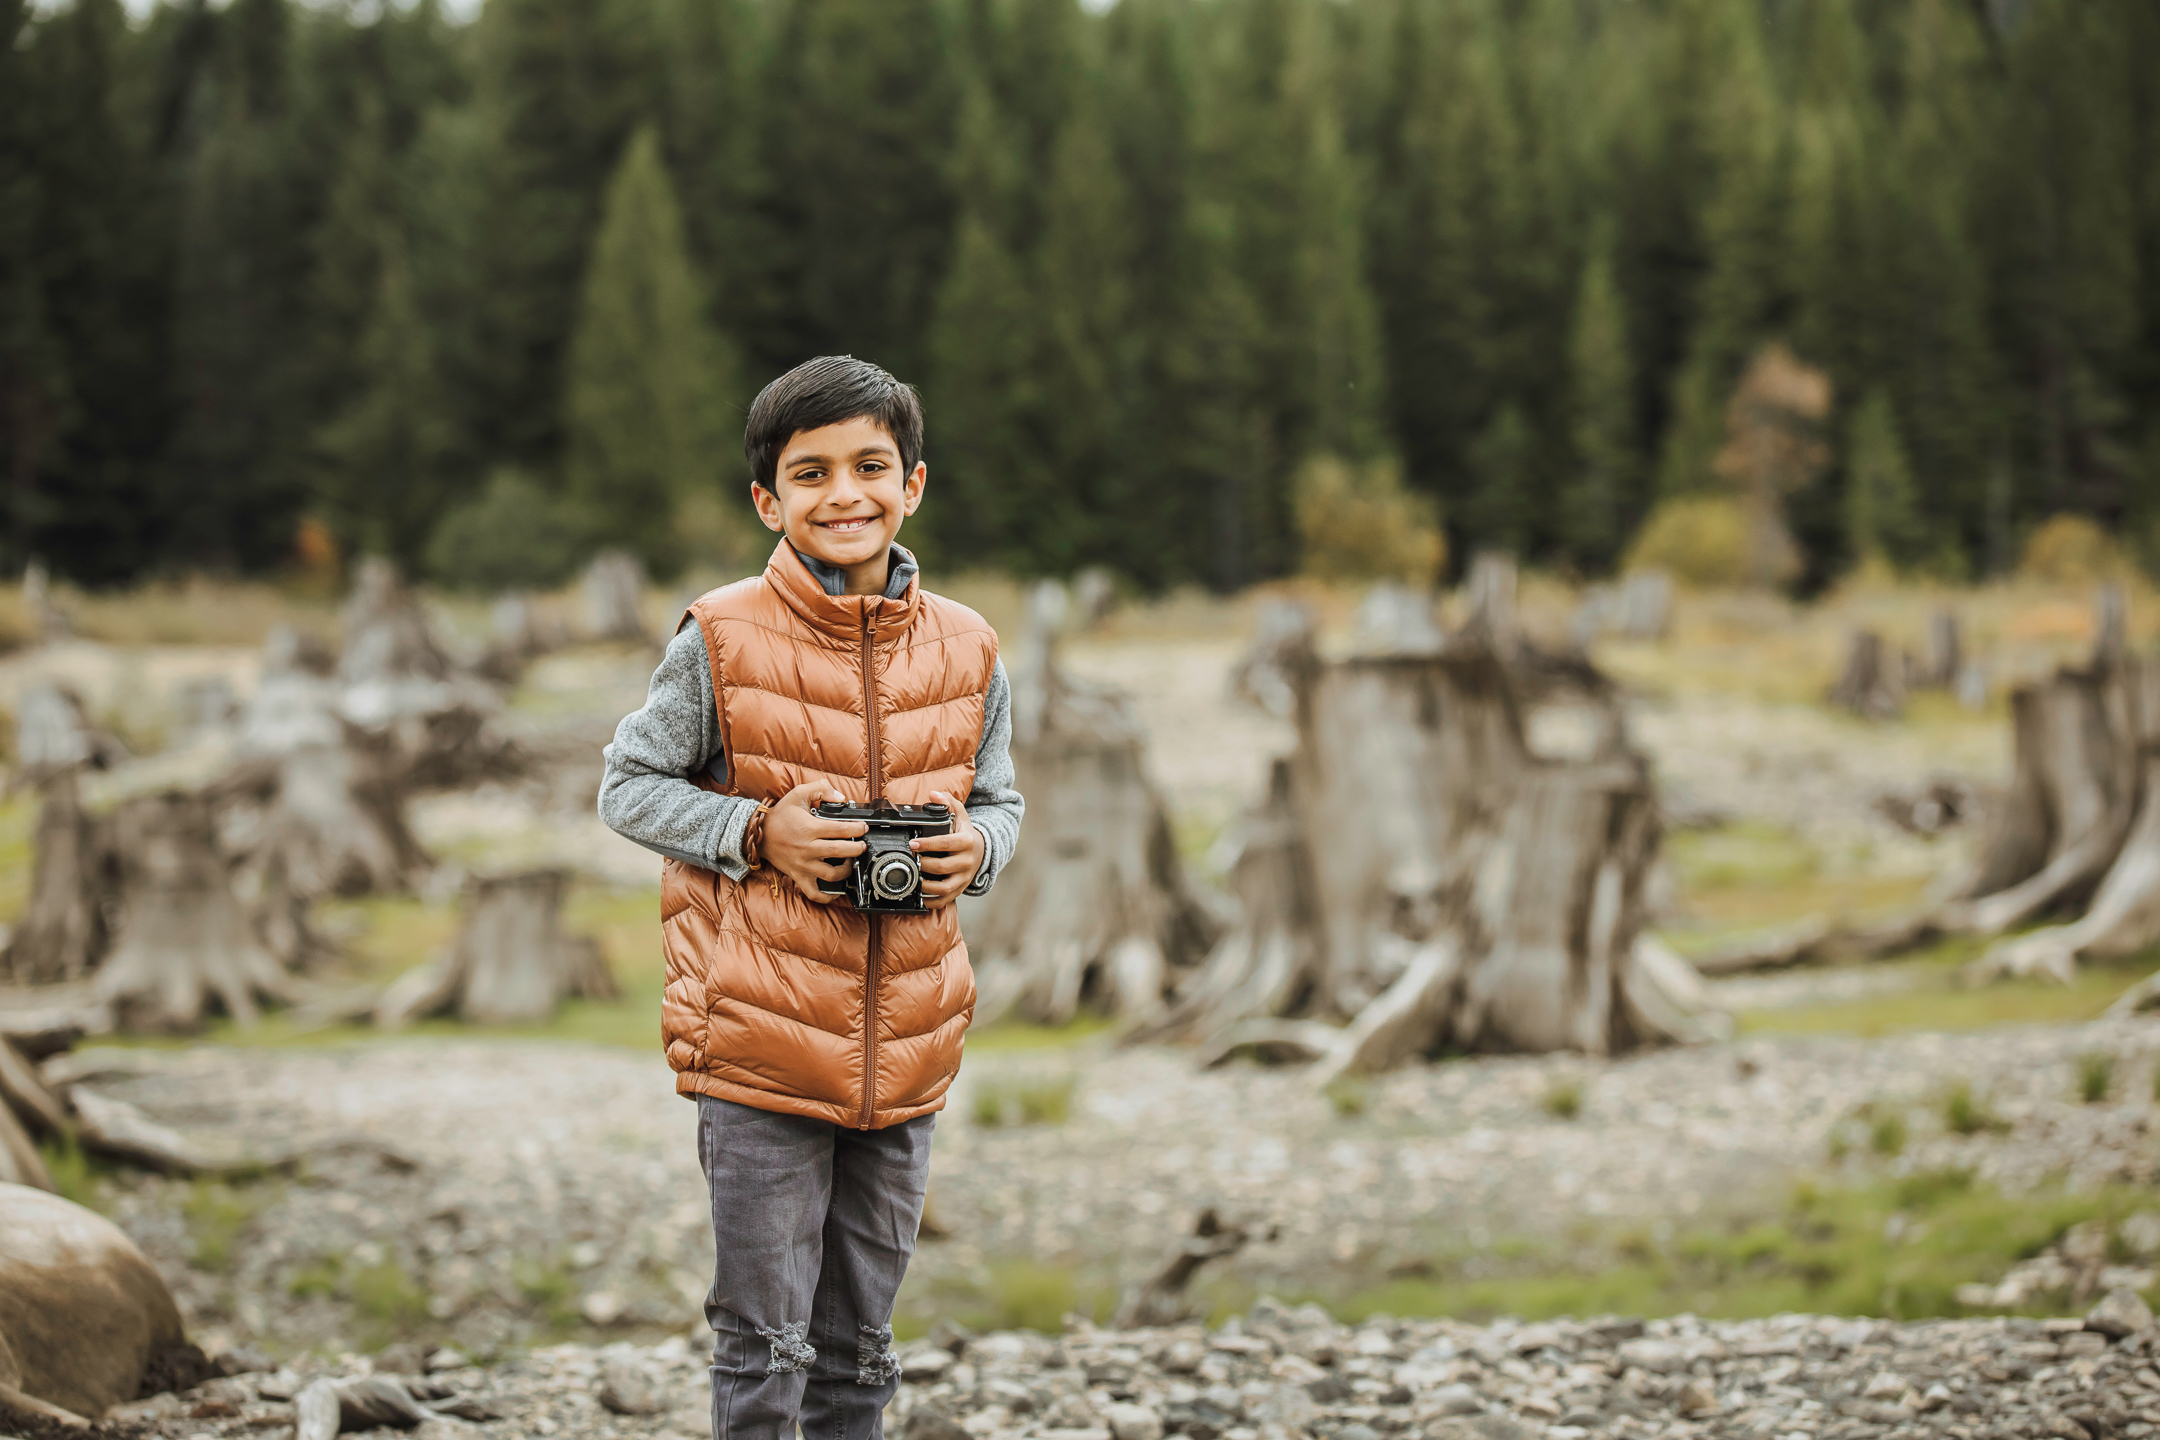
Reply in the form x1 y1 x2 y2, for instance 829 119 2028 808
818 516 878 532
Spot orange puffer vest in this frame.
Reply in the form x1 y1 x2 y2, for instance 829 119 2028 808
659 539 997 1128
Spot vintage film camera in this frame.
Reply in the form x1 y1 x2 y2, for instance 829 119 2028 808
814 799 954 913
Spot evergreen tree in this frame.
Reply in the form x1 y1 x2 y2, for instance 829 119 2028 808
316 230 456 570
465 0 658 469
1843 387 1922 571
1563 223 1636 570
563 125 738 575
1466 403 1535 557
740 0 957 383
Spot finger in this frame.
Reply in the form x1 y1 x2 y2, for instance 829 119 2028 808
808 819 871 838
792 873 838 904
804 838 868 860
917 850 975 877
910 832 968 851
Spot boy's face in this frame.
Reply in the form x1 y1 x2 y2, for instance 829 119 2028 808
752 416 925 578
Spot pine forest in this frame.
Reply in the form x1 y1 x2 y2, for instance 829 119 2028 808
2 0 2156 594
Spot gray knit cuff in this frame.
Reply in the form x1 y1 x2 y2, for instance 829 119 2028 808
711 794 757 882
966 804 1019 897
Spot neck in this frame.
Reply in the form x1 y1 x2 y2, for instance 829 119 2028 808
840 553 891 597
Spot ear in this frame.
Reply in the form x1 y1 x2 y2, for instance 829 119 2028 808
900 461 928 517
751 481 786 533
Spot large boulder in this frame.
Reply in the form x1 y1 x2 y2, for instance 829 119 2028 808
0 1182 189 1418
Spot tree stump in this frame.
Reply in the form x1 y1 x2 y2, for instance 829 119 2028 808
2 686 123 987
89 792 297 1032
960 583 1220 1027
1150 607 1711 1071
1828 629 1904 719
1915 609 1962 690
226 657 430 902
581 550 650 644
337 557 504 790
375 870 614 1027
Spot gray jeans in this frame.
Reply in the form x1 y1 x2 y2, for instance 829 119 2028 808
696 1095 935 1440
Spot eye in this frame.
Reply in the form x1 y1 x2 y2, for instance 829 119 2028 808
859 460 886 475
793 467 826 482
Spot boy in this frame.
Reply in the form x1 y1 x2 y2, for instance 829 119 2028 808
599 355 1023 1440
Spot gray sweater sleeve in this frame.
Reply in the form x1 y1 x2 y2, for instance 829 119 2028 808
598 624 1024 895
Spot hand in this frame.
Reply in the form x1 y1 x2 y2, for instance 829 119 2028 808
761 781 867 905
911 791 984 908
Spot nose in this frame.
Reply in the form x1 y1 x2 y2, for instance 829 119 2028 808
826 466 870 508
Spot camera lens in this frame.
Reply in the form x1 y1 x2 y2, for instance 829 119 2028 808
871 853 919 901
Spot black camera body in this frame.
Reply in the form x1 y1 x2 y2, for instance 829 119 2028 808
814 799 954 913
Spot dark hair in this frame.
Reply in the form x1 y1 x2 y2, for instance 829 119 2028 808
743 355 924 490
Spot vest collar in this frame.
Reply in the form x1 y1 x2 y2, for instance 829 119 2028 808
763 537 921 645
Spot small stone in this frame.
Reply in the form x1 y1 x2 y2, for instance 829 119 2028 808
1674 1379 1718 1416
2087 1287 2156 1339
2059 1331 2110 1357
213 1345 272 1377
1864 1371 1909 1399
1104 1402 1164 1440
1920 1384 1952 1413
582 1290 625 1324
1558 1410 1604 1427
905 1411 970 1440
1337 1427 1380 1440
569 1241 604 1269
255 1370 302 1401
599 1359 666 1416
415 1419 477 1440
1161 1339 1206 1374
2038 1415 2093 1440
1425 1383 1482 1416
1426 1419 1535 1440
1616 1339 1686 1374
897 1342 955 1381
424 1348 471 1373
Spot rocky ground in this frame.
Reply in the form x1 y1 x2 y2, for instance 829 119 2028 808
65 1012 2160 1364
88 1294 2160 1440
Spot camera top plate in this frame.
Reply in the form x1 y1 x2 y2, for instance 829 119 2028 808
814 798 954 835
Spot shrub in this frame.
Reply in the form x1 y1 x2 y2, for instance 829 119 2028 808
2019 514 2133 585
1622 496 1751 588
1541 1077 1584 1120
2077 1052 2114 1104
426 468 590 592
970 1075 1076 1128
1294 454 1446 585
1870 1109 1907 1156
1943 1082 2009 1137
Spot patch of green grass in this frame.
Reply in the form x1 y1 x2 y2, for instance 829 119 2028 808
0 792 37 926
34 1134 111 1211
512 1254 581 1330
1869 1109 1907 1157
182 1179 269 1272
1321 1173 2160 1325
1738 944 2160 1038
1324 1075 1372 1118
288 1255 344 1299
1667 821 1822 893
963 1015 1116 1053
899 1260 1112 1338
2077 1052 2115 1104
1942 1081 2010 1136
1541 1077 1585 1120
351 1259 432 1343
969 1075 1076 1128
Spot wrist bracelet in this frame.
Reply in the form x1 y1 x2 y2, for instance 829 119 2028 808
742 800 774 868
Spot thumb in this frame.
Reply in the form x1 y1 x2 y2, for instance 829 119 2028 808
781 779 828 810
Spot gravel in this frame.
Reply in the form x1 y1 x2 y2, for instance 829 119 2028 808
65 1014 2160 1360
83 1297 2160 1440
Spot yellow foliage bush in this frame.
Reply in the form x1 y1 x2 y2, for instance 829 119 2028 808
1622 495 1751 587
1293 454 1446 585
2018 514 2133 584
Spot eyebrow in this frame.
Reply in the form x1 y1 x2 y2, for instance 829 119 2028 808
782 444 898 469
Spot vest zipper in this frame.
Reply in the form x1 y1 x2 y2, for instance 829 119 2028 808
859 606 883 1130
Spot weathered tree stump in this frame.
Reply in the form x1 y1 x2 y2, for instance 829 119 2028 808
89 792 297 1032
1111 1209 1263 1329
1828 629 1904 719
2 686 124 987
228 660 428 902
337 557 505 790
961 583 1220 1027
1150 606 1713 1072
375 870 614 1027
581 550 650 644
1914 610 1963 690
